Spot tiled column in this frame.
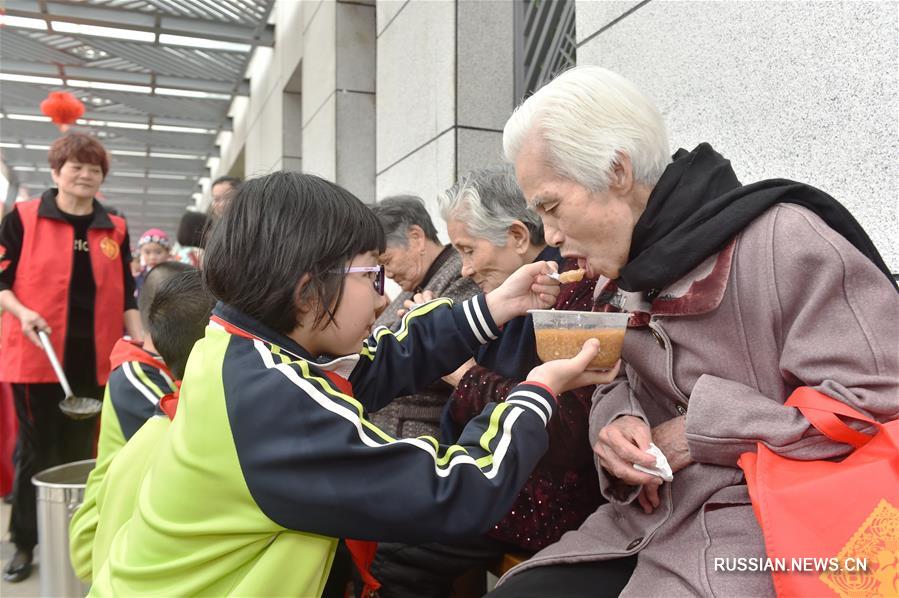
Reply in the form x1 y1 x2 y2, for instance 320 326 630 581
376 0 514 236
302 0 376 203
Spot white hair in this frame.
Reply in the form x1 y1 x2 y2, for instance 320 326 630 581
503 66 671 191
438 166 544 247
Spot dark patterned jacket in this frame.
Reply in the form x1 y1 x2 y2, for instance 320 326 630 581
446 252 603 551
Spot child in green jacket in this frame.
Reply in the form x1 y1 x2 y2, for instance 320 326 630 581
91 172 617 597
88 269 214 581
69 261 197 581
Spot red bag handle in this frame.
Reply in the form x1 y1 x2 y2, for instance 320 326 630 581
785 387 878 449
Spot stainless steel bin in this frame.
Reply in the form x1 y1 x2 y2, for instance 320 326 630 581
32 459 95 598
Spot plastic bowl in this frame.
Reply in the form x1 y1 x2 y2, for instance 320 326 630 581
529 309 629 370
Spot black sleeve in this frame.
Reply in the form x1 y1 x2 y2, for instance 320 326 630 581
108 362 175 440
120 229 137 310
225 339 557 543
349 295 500 413
0 207 24 292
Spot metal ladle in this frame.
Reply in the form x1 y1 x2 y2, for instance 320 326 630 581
37 330 102 420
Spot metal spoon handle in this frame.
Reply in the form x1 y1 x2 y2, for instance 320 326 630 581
37 330 74 398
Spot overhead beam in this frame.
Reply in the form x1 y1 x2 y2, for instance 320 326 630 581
1 105 232 131
8 144 208 160
4 0 275 46
5 157 204 174
1 61 250 96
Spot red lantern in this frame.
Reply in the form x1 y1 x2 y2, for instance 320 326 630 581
40 91 85 131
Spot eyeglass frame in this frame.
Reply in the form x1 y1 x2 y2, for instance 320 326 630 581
343 265 386 296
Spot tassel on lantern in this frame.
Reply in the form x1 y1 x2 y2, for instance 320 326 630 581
40 91 86 132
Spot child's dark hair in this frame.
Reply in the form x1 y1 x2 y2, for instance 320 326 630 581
137 261 194 331
203 171 386 334
147 270 215 379
176 210 210 248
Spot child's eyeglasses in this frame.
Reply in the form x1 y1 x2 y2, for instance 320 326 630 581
344 265 385 295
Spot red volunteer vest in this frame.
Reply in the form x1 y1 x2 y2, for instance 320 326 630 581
0 198 127 385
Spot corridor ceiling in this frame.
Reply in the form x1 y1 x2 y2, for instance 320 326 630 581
0 0 275 238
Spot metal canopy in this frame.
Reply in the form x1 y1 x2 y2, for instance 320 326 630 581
0 0 275 240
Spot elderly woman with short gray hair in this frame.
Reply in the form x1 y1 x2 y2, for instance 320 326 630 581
368 195 479 439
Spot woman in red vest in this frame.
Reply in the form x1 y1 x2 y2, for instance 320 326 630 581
0 133 142 583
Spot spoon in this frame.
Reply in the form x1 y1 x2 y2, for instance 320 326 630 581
37 330 102 420
548 269 587 284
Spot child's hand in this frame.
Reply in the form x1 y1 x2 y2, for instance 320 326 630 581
484 261 560 326
526 339 621 395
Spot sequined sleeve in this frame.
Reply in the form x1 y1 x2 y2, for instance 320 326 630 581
448 365 518 425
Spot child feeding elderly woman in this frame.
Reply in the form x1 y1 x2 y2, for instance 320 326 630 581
88 171 620 597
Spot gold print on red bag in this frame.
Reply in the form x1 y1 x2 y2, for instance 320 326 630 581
99 236 119 260
820 499 899 597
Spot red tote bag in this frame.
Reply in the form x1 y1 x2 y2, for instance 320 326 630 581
738 387 899 597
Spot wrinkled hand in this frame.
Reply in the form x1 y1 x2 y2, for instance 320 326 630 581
20 309 49 347
526 339 620 395
485 261 561 327
442 358 475 387
396 290 435 318
594 415 661 511
635 416 692 513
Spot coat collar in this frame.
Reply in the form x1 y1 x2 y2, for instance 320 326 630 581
39 188 114 229
108 338 172 377
415 244 456 294
210 303 360 378
595 239 736 326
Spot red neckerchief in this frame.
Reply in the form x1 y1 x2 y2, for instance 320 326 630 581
158 381 180 420
345 539 381 596
210 314 381 594
108 338 174 379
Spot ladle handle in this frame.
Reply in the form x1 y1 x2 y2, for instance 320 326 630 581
37 330 74 398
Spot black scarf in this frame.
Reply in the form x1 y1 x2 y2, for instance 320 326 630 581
617 143 897 295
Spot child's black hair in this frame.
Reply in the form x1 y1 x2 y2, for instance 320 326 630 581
203 171 386 334
137 261 195 332
176 210 210 248
147 270 215 379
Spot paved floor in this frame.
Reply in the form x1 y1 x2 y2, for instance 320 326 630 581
0 500 41 597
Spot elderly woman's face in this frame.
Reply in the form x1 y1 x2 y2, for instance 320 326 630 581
380 239 425 293
446 218 528 293
515 136 638 280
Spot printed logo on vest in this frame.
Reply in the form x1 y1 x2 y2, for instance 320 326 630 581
99 236 119 259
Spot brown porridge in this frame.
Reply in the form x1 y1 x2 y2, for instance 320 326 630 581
535 327 626 370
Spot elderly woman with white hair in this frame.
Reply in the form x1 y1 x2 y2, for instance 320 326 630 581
488 66 899 597
369 166 610 598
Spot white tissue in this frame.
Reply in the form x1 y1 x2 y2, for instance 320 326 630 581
633 443 674 482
